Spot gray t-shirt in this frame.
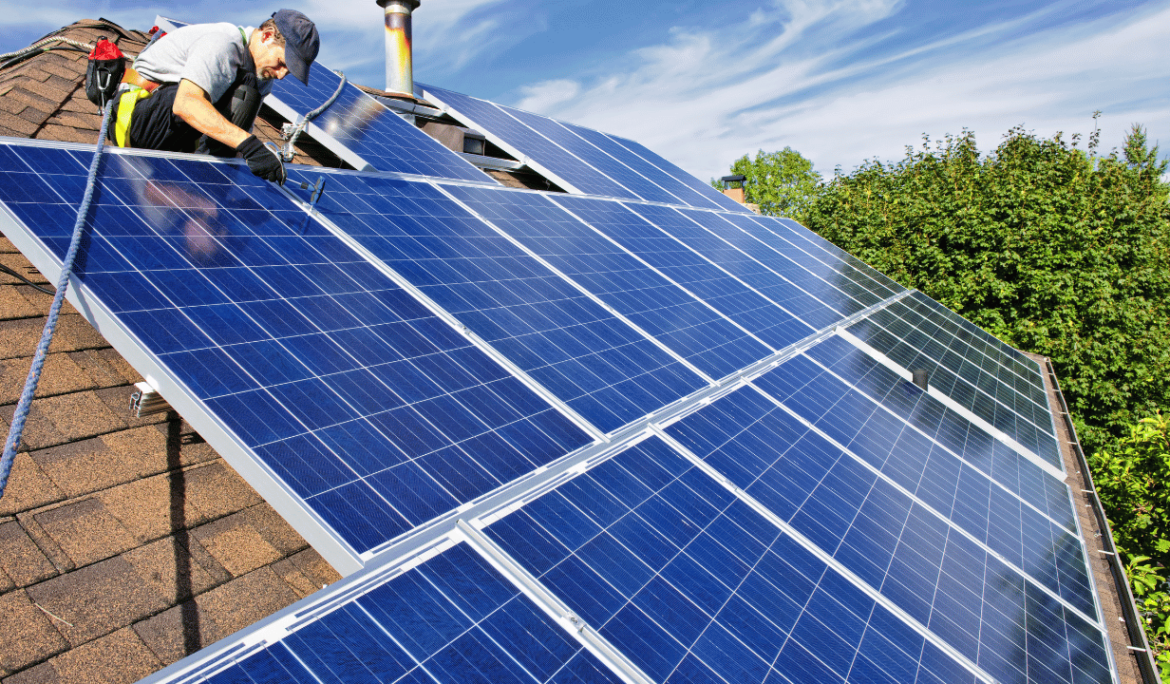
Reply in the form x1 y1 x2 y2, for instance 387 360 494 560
133 23 274 103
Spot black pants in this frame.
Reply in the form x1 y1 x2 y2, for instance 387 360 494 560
108 84 203 152
108 82 243 156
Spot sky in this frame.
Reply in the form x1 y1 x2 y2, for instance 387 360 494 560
2 0 1168 181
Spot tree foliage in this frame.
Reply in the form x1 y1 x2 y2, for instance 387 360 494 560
1094 413 1170 677
723 148 822 222
804 125 1170 456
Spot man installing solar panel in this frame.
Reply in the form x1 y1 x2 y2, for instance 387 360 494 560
102 9 319 186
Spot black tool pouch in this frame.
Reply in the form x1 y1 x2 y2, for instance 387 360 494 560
85 37 126 109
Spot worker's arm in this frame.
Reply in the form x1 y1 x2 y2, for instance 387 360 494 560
172 78 249 148
171 78 285 184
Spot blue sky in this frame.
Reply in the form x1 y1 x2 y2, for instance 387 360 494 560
3 0 1167 181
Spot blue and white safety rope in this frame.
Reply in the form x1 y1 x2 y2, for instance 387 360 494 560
0 99 113 499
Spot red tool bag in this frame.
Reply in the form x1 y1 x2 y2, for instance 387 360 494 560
85 37 126 109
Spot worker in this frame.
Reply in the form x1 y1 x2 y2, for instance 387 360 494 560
108 9 320 185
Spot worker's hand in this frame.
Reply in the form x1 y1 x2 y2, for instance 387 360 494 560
236 135 286 185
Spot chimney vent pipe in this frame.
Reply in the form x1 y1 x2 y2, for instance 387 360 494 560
378 0 420 95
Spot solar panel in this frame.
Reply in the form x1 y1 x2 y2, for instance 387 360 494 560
0 141 592 569
762 216 905 296
422 84 639 200
847 300 1063 470
439 183 773 380
663 384 1111 684
547 196 829 350
608 201 857 331
558 120 727 211
598 132 756 214
485 436 992 684
669 207 887 313
0 61 1121 681
745 343 1094 618
281 167 708 434
266 65 492 182
804 335 1077 530
150 540 625 684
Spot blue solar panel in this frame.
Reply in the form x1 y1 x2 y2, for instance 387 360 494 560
804 335 1077 530
0 142 591 560
422 85 638 200
616 202 854 331
283 167 707 433
904 293 1050 408
848 301 1063 469
672 207 887 313
197 542 624 684
558 121 726 211
663 385 1110 684
486 436 984 684
550 196 824 349
268 65 491 182
440 183 772 380
598 133 755 214
745 343 1094 618
762 215 905 297
498 107 688 207
717 211 902 304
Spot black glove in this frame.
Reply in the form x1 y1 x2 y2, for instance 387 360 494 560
236 134 286 185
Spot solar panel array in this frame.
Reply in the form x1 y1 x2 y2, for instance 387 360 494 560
0 72 1114 684
421 84 752 213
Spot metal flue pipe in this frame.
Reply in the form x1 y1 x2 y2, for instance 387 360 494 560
378 0 420 95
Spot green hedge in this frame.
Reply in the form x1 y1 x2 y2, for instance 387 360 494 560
804 125 1170 458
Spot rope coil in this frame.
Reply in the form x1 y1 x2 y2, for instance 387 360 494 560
0 100 113 499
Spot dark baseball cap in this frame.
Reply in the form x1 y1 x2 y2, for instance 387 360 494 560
270 9 319 85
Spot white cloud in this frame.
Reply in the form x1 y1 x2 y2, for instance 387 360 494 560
515 79 580 113
511 1 1170 180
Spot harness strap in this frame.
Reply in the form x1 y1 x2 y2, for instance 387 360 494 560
113 86 153 147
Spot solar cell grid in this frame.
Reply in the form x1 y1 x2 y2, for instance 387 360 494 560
284 168 707 433
0 142 591 558
270 65 490 182
712 210 898 314
628 202 867 328
552 196 830 344
764 216 904 296
726 212 900 303
486 436 981 684
440 183 772 379
848 303 1064 469
888 299 1048 416
560 122 726 211
746 347 1095 617
422 85 638 200
804 335 1077 530
599 132 756 214
679 207 886 314
663 385 1112 684
498 107 687 207
904 293 1049 406
197 542 624 684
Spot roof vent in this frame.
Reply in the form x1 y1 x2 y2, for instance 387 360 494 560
378 0 420 95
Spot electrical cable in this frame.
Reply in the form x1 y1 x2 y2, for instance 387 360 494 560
280 71 346 162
